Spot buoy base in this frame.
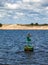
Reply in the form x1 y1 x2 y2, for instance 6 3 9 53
24 45 34 52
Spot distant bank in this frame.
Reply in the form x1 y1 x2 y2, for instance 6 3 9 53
0 24 48 30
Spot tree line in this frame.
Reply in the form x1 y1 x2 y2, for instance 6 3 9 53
30 23 48 26
0 23 48 27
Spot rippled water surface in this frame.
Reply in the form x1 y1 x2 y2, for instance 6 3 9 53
0 30 48 65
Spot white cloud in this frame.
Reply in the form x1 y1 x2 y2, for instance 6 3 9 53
7 14 11 17
13 12 24 19
0 14 2 18
16 12 24 16
11 11 26 20
42 18 48 22
45 7 48 10
23 0 41 3
23 0 30 3
5 3 20 9
0 12 6 18
32 0 41 2
13 16 18 19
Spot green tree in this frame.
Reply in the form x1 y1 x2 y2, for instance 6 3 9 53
30 23 34 25
35 23 38 25
0 23 2 27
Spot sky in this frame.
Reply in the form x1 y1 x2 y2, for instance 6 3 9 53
0 0 48 24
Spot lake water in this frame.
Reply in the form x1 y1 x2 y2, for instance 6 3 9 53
0 30 48 65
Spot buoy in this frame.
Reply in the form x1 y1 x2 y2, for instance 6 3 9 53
24 45 34 52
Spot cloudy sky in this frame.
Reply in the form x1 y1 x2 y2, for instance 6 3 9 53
0 0 48 24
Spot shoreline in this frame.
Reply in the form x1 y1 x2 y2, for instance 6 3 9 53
0 24 48 30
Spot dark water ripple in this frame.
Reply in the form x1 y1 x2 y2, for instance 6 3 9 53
0 30 48 65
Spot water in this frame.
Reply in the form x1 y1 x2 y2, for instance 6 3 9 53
0 30 48 65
